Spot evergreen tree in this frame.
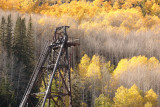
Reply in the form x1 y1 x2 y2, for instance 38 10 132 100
12 16 22 61
12 16 35 104
0 16 16 107
13 16 34 72
12 16 21 104
26 16 35 72
0 16 6 48
0 16 6 83
12 16 27 103
0 76 16 107
13 17 28 63
5 15 13 88
6 14 13 57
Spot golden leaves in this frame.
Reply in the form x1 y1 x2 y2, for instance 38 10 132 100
1 0 160 33
78 54 90 77
144 89 158 106
113 56 160 79
79 54 113 80
114 84 158 107
86 55 101 79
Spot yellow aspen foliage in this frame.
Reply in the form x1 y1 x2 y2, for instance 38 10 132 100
1 0 160 33
0 0 35 12
127 84 144 106
113 56 160 97
113 58 128 78
114 85 159 107
144 89 158 107
156 0 160 4
0 0 14 10
113 86 129 106
113 1 120 10
145 0 154 14
148 57 159 69
122 2 133 9
106 8 142 29
57 0 62 5
114 84 143 107
120 8 143 29
126 0 143 5
113 56 160 79
151 3 160 15
93 0 104 7
20 0 35 12
102 1 112 12
122 0 143 9
144 15 160 28
119 0 125 4
86 55 101 79
78 54 90 77
144 102 153 107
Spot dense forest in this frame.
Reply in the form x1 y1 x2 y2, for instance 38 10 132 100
1 0 160 107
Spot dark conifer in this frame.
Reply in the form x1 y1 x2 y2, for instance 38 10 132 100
26 16 35 72
12 16 35 104
6 14 13 57
12 16 26 103
12 16 22 61
0 16 6 48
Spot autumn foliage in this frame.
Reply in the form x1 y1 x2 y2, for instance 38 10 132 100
1 0 160 106
1 0 160 33
78 54 159 106
113 56 160 96
114 84 158 107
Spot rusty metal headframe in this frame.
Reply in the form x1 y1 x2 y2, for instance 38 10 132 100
19 26 79 107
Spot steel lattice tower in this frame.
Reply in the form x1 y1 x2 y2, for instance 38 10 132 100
19 26 79 107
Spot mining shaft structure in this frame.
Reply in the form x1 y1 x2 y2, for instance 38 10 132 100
19 26 79 107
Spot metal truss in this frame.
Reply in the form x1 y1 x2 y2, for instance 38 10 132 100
19 26 79 107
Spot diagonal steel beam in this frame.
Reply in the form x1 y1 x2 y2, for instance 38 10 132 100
41 37 66 107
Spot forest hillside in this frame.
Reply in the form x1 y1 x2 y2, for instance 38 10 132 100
0 0 160 107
